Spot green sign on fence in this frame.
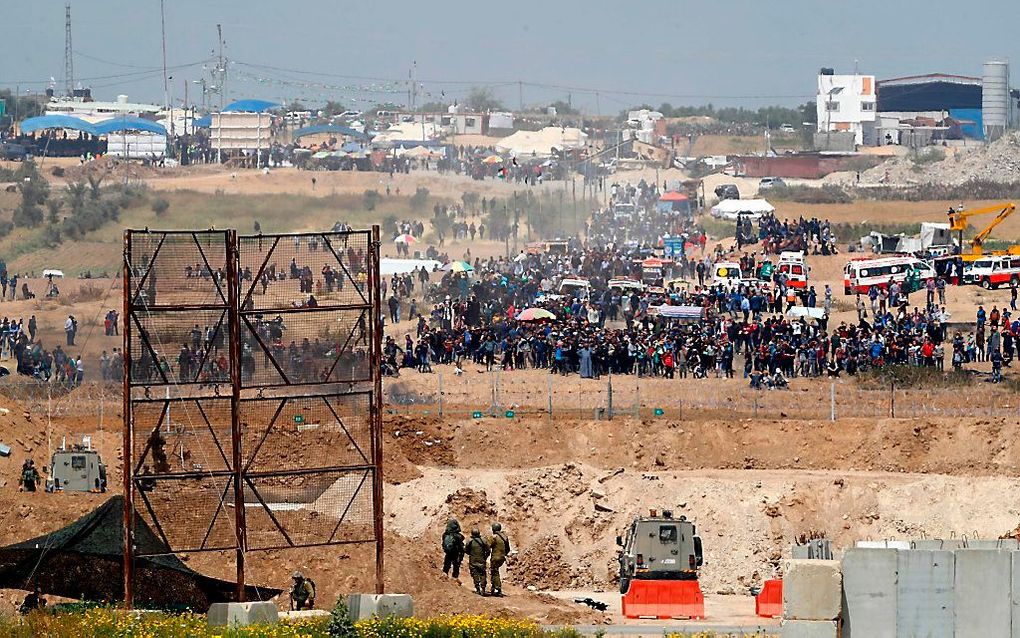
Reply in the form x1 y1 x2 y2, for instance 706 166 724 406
0 99 6 117
653 408 664 416
294 414 304 424
472 411 483 419
505 410 515 418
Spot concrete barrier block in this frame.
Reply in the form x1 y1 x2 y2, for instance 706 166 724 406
856 540 910 549
208 602 279 627
954 549 1011 638
1010 551 1020 638
782 559 842 621
897 549 954 638
780 619 838 638
968 539 1019 550
842 548 897 638
346 594 414 621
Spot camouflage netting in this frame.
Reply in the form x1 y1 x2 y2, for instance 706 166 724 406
0 497 281 608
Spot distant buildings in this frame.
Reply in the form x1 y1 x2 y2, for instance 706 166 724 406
815 70 877 146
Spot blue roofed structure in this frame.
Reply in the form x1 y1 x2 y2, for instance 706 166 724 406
222 99 279 113
20 115 98 136
93 117 167 136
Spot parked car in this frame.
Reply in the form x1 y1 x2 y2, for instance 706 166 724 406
714 184 740 201
0 143 29 161
758 177 786 191
779 124 796 134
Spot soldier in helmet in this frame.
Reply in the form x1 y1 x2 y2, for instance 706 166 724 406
487 522 511 597
19 460 39 493
289 571 316 610
464 528 490 596
442 518 465 579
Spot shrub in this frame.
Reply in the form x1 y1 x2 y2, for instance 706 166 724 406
327 598 356 638
910 147 945 167
767 183 852 204
151 197 170 217
857 365 973 390
363 189 381 211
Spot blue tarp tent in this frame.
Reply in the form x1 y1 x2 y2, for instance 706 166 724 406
20 115 98 136
222 99 278 113
93 117 167 136
292 123 369 140
192 115 212 128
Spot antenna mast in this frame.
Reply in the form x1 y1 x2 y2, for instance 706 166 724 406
64 3 74 96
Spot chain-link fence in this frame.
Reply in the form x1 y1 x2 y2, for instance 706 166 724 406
383 369 1019 421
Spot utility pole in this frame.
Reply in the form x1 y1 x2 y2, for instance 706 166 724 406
518 81 523 111
216 23 224 163
160 0 170 138
64 4 74 96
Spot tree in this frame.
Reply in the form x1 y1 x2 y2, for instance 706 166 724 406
381 215 399 238
321 101 346 117
45 198 62 225
64 182 87 216
466 86 504 112
431 208 453 244
151 197 170 217
547 100 578 116
417 101 449 113
287 101 308 113
362 189 381 211
13 160 47 228
0 89 43 122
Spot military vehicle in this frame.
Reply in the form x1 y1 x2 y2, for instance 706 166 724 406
48 437 107 493
616 509 703 593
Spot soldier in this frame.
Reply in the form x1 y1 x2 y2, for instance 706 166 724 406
289 571 316 611
488 522 511 597
19 460 39 493
464 528 490 596
442 518 465 579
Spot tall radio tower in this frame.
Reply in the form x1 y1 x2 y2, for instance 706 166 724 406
64 3 74 96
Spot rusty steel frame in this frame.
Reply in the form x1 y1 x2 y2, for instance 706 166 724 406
123 226 384 607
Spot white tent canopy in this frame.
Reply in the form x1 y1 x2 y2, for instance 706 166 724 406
710 199 775 221
380 258 441 276
495 127 588 157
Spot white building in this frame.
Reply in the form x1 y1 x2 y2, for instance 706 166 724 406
816 73 877 146
46 94 161 124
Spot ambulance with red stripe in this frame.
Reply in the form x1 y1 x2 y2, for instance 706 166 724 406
843 255 936 295
776 251 808 289
962 255 1020 289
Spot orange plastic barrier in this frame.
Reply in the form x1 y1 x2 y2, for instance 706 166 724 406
621 579 705 619
755 578 783 618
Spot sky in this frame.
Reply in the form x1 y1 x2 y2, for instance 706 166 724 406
1 0 1016 113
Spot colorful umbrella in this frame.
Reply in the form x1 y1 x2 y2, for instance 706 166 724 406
394 234 417 244
517 308 556 321
482 155 503 164
442 261 474 272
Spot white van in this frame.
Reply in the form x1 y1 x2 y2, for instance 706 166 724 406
843 256 936 295
712 262 744 286
558 277 591 299
962 255 1020 289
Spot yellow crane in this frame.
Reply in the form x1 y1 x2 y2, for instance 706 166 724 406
946 202 1017 261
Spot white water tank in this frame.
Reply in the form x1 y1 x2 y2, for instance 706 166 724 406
983 59 1009 141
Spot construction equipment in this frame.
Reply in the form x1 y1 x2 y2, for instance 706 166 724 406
48 436 107 493
616 509 705 619
946 202 1017 261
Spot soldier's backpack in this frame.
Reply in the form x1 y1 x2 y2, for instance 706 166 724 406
498 532 511 554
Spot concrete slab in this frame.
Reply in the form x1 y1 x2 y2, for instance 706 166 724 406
208 602 279 627
346 593 414 621
782 559 841 621
779 619 838 638
968 539 1020 550
842 548 896 638
897 549 954 638
954 549 1011 638
856 540 910 549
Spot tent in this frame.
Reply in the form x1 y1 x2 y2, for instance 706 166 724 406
495 127 588 156
710 199 775 221
192 115 212 128
0 496 280 609
93 117 167 136
19 115 98 136
787 306 827 320
659 191 688 202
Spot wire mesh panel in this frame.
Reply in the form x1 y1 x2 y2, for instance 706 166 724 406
125 228 382 598
236 231 380 556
